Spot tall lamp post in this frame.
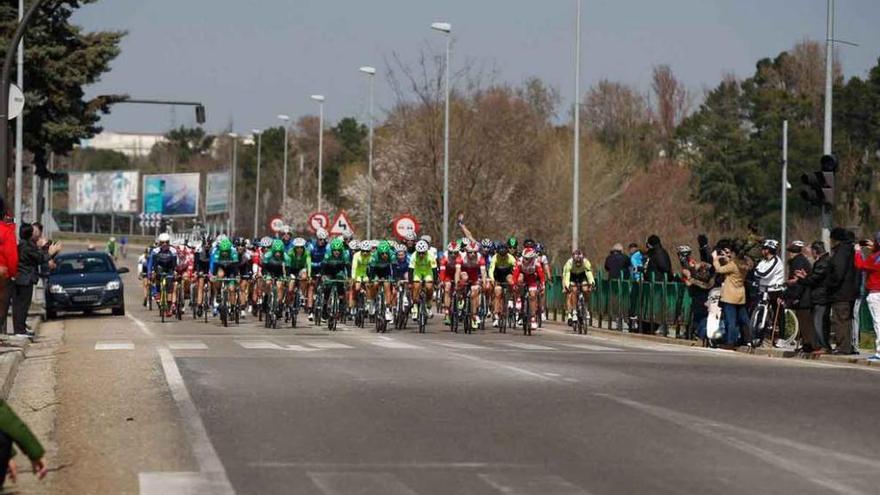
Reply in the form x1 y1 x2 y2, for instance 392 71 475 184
359 66 376 239
252 129 263 239
228 133 238 235
431 21 451 249
310 95 325 212
278 114 290 200
572 0 582 251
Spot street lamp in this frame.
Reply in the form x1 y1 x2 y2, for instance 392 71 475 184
572 0 582 251
252 129 263 239
310 95 325 212
431 21 452 249
228 133 238 235
278 114 290 200
359 66 376 239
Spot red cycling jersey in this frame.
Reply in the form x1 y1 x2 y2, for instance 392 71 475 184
456 253 485 283
512 259 545 288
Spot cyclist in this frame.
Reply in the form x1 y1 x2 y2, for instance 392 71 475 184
454 240 489 328
439 241 457 324
489 241 517 327
261 239 290 316
506 236 520 259
349 240 371 316
147 233 179 317
318 238 350 319
535 242 552 321
175 240 196 313
409 240 436 320
513 247 546 330
209 237 240 314
562 249 595 323
403 232 418 255
107 236 118 261
308 229 330 320
368 241 395 322
752 238 785 343
480 238 495 259
287 237 311 312
390 244 411 318
137 247 151 307
234 239 254 315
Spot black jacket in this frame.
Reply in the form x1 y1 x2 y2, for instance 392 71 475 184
785 254 812 309
799 252 829 306
15 240 49 286
604 252 630 280
645 245 672 281
826 241 860 303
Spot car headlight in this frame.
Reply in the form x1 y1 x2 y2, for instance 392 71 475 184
105 280 121 291
49 284 65 294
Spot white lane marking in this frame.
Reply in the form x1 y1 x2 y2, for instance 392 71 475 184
236 340 283 350
543 372 561 377
304 340 354 349
95 341 134 350
167 341 209 350
502 342 556 351
308 472 418 495
154 347 234 494
286 344 320 352
127 313 155 338
563 377 579 383
446 352 557 382
250 461 540 469
367 340 422 349
478 473 591 495
559 343 621 352
428 341 488 350
597 393 879 495
139 471 220 494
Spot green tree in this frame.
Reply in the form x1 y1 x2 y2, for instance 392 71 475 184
0 0 125 177
155 126 215 164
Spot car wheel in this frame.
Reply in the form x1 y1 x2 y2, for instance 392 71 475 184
45 310 57 320
112 300 125 316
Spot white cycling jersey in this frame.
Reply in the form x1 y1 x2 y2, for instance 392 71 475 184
754 255 785 291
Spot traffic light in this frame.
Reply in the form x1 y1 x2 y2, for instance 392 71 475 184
195 104 206 124
800 155 836 207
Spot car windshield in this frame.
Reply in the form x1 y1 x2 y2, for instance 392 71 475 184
55 256 112 274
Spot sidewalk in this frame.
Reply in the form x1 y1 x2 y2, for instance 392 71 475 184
541 319 879 368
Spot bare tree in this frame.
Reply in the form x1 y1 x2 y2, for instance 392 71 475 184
651 64 691 157
582 79 652 154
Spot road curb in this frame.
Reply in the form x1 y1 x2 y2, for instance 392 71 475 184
542 320 879 369
0 315 44 400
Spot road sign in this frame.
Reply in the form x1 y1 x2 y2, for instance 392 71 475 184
307 212 330 233
138 212 163 228
269 216 284 233
329 211 355 236
392 214 419 241
7 84 24 121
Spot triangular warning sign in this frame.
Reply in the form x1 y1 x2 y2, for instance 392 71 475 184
329 210 355 236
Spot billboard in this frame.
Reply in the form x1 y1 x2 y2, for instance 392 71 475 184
142 173 200 217
68 171 139 214
205 171 230 215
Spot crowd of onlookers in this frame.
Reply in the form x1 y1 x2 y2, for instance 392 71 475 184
601 228 880 359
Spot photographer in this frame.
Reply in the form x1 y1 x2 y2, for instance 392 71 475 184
785 241 815 352
677 245 714 340
854 232 880 361
13 223 61 336
712 241 752 348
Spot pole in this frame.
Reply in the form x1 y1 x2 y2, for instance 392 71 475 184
821 0 834 248
253 132 262 239
572 0 582 251
14 0 23 225
230 136 237 235
317 101 324 212
781 120 788 277
442 33 451 250
298 155 304 201
282 123 289 200
0 0 47 202
367 71 375 239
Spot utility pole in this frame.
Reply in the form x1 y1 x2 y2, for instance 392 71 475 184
781 120 788 276
572 0 582 251
821 0 834 248
15 0 23 224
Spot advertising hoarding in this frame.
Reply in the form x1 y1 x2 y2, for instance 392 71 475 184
142 173 200 217
205 171 230 215
68 171 139 214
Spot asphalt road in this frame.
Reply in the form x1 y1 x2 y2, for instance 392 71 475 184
58 252 880 495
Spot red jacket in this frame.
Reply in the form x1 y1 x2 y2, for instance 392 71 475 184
854 250 880 293
0 222 17 278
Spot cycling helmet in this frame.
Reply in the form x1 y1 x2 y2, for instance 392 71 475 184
762 239 779 253
157 233 171 243
329 238 345 251
415 240 429 253
535 242 545 254
316 229 329 241
218 238 233 252
348 240 359 251
480 238 493 250
271 239 285 252
395 243 408 254
420 235 432 244
404 231 418 242
377 240 392 254
523 238 535 248
507 236 518 249
259 236 273 248
216 234 228 243
109 236 116 242
522 247 538 259
446 242 457 253
293 237 307 248
676 245 693 256
465 241 479 254
343 230 354 241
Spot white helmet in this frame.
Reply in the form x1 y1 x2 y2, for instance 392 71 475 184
109 237 116 242
293 237 307 248
157 233 171 243
404 231 417 241
762 239 780 252
259 236 273 248
316 229 329 240
348 240 359 250
415 240 429 253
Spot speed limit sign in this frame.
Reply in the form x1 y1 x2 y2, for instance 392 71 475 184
269 216 284 233
392 214 420 241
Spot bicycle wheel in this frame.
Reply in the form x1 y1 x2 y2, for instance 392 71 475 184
450 292 459 334
749 305 766 347
160 279 167 323
522 293 531 336
327 290 338 331
780 308 799 348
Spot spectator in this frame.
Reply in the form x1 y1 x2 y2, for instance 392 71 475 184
854 231 880 361
0 199 16 335
604 243 630 280
825 228 860 355
0 400 47 488
713 242 752 348
677 245 714 341
644 235 672 282
106 236 118 261
796 241 832 354
120 236 128 258
628 243 643 282
13 224 61 336
785 241 815 352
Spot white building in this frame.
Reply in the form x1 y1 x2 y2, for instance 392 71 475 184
80 131 167 158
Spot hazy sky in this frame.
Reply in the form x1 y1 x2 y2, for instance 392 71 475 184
72 0 880 134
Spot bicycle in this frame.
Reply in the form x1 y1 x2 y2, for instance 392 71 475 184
450 285 473 334
520 285 533 336
321 278 347 331
373 279 391 333
263 276 280 329
215 278 240 327
749 290 783 348
394 281 409 331
571 283 591 335
353 284 367 328
174 275 186 321
414 285 429 334
153 272 173 323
